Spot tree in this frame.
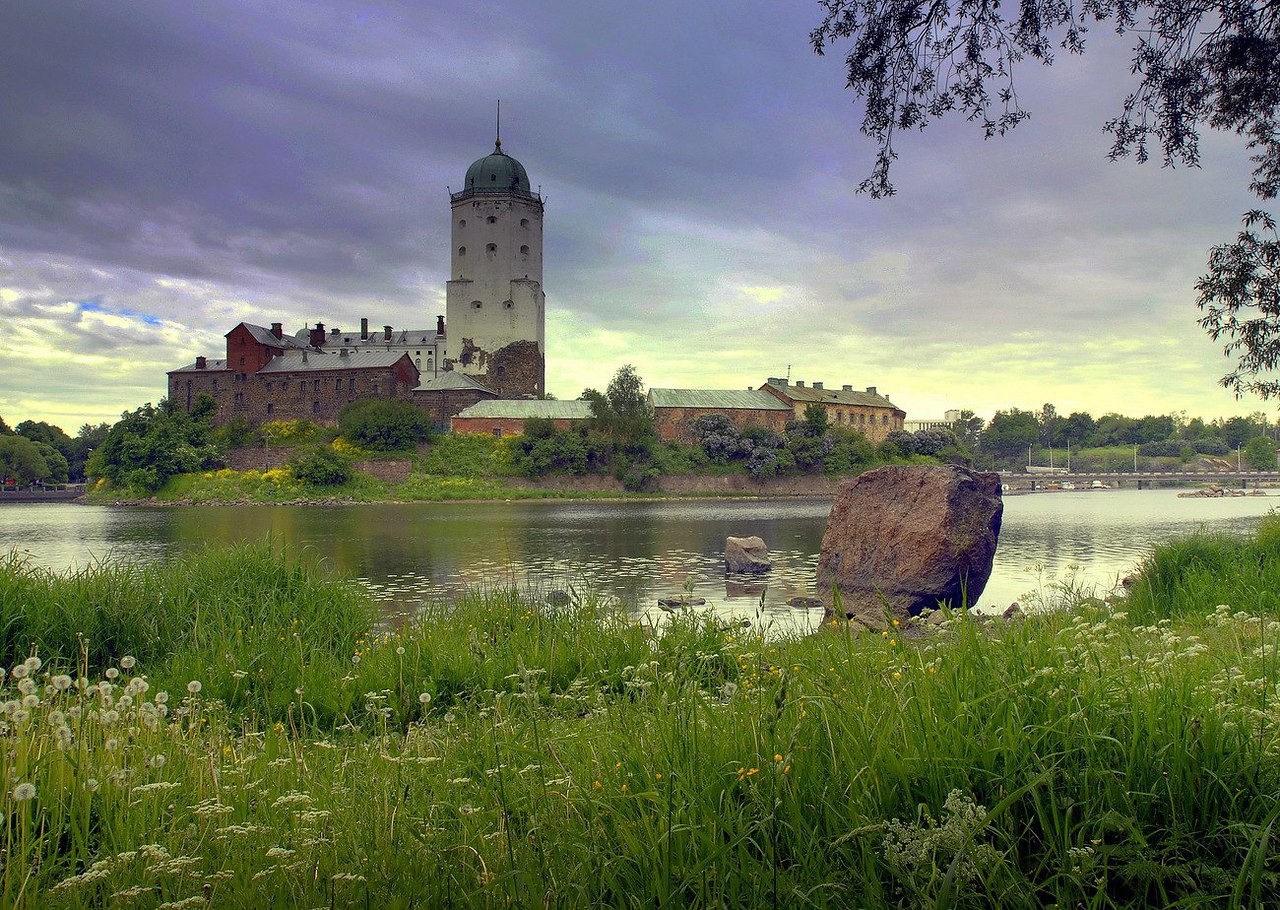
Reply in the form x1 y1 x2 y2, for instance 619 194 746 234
952 409 984 449
0 435 50 486
811 0 1279 392
1039 404 1058 448
0 415 10 435
980 409 1040 458
1060 412 1096 447
337 399 432 451
288 445 352 485
1199 212 1280 397
15 420 73 460
802 404 830 437
1244 433 1278 469
88 398 223 492
588 365 654 442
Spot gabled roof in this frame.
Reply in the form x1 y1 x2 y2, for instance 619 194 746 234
231 323 310 350
648 388 791 411
168 359 231 374
455 400 593 420
415 372 497 394
256 351 412 373
761 380 898 410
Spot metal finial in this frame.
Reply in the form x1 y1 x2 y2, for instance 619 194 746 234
495 100 502 152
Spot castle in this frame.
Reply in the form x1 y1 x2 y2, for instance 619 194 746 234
168 133 544 425
169 133 905 440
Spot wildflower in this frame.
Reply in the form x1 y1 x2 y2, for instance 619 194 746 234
120 656 136 670
48 710 66 726
11 664 28 679
85 778 100 792
105 738 119 751
186 680 202 695
18 677 36 695
620 784 629 793
51 674 73 691
396 646 406 656
149 754 167 769
22 694 39 708
774 754 783 762
783 764 792 774
105 667 120 680
12 709 30 724
443 712 456 723
154 691 169 705
24 656 41 672
893 672 902 680
12 782 36 801
593 780 602 789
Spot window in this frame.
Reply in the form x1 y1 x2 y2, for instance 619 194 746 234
495 365 506 379
459 219 466 228
415 358 421 369
492 428 502 438
373 383 380 395
520 245 529 254
458 246 466 256
881 415 888 425
266 382 273 391
502 300 514 309
348 378 355 391
267 403 274 415
313 379 320 391
239 356 245 367
486 243 497 254
486 215 497 223
472 300 483 309
520 218 529 227
281 381 289 390
858 414 865 425
335 379 342 391
234 392 244 404
313 401 320 414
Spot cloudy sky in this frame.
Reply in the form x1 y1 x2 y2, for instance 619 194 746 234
0 0 1268 431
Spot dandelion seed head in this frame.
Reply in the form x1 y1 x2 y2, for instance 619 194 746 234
105 667 120 680
186 680 202 695
12 782 36 801
418 692 432 705
51 674 72 691
120 656 136 669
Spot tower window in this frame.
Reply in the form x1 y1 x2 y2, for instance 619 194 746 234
519 245 529 255
503 300 514 310
486 243 497 253
472 300 483 309
520 218 529 227
487 215 497 224
459 219 466 228
458 246 466 256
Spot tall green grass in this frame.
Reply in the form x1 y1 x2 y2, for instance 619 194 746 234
1123 512 1280 623
4 538 1280 906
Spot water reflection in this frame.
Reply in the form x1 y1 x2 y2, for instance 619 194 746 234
0 490 1273 626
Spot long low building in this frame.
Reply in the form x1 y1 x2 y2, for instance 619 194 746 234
759 379 904 443
451 399 593 436
648 388 791 444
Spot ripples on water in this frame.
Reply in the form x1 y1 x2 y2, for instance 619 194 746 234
0 490 1274 633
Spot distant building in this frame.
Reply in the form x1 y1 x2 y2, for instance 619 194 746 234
759 379 904 442
904 410 964 433
648 388 791 444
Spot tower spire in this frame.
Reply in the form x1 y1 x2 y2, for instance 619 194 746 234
495 99 501 152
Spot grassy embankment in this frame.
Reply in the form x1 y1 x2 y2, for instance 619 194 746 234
5 521 1280 907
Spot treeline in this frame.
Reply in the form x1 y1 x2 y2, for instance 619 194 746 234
0 415 110 487
973 405 1280 468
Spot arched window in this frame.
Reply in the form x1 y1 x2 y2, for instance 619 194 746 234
459 219 466 228
471 300 483 309
458 246 466 256
502 300 514 310
486 243 497 254
520 245 529 254
495 365 506 379
520 218 529 228
486 215 497 224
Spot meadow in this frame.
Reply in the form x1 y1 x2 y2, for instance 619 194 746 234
3 520 1280 908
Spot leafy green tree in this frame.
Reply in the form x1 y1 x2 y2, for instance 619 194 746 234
825 427 878 474
0 415 11 434
1038 404 1057 448
1199 213 1280 398
69 422 111 481
288 445 352 485
15 420 73 460
802 404 829 437
588 365 655 443
952 410 984 449
511 418 589 477
337 399 432 451
1222 415 1260 449
88 398 223 493
980 409 1040 458
1060 412 1096 448
1245 434 1278 469
31 443 69 484
0 435 50 486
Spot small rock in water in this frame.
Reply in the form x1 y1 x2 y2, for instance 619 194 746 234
786 596 825 609
545 590 571 607
658 596 707 609
725 536 772 574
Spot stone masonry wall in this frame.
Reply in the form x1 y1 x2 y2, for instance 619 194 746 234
652 407 790 445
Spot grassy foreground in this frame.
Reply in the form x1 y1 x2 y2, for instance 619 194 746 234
4 529 1280 907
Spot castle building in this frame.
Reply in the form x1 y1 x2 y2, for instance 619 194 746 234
759 379 905 443
444 136 546 398
168 133 544 424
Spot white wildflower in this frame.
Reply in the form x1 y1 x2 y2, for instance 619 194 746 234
12 782 36 801
186 680 202 695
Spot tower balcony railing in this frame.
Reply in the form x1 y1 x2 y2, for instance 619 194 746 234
450 186 543 205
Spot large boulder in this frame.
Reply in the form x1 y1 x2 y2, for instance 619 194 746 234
725 536 771 573
816 465 1002 620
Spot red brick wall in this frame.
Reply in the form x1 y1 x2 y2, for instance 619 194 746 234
652 407 790 444
412 388 497 430
225 325 277 373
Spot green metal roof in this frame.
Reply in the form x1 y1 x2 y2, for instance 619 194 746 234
462 144 532 195
648 388 791 410
415 372 496 394
455 400 593 420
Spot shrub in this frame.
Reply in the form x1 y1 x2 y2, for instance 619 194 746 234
1191 436 1230 456
1244 434 1277 470
338 399 432 451
260 419 320 443
693 414 750 463
211 417 258 448
1138 439 1183 457
512 421 589 477
289 445 352 485
87 398 223 493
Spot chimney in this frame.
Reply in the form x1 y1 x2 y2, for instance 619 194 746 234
842 384 853 391
813 382 824 390
383 325 392 341
767 377 785 385
795 380 805 388
437 314 446 336
309 323 326 347
195 356 207 369
865 386 877 395
330 327 340 338
270 322 282 339
360 317 369 340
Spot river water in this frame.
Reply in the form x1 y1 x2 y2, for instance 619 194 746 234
0 489 1274 631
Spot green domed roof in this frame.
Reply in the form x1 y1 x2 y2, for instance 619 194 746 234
463 142 531 194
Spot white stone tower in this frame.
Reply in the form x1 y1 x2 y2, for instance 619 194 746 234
444 129 545 398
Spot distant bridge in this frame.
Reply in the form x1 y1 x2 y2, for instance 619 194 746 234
999 470 1280 490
